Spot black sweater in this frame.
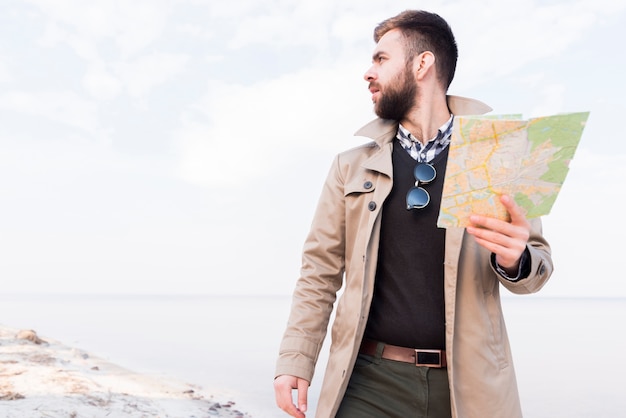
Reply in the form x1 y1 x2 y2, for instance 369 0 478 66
364 140 448 350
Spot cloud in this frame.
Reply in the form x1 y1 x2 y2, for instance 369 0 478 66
0 131 201 295
27 0 171 58
0 55 11 83
541 147 626 297
227 3 335 50
82 67 123 101
331 14 377 45
0 89 101 136
447 0 619 89
528 83 567 117
175 22 215 41
175 62 372 188
3 0 624 297
28 0 185 101
113 52 189 99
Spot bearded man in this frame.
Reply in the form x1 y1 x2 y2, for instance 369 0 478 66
274 9 553 418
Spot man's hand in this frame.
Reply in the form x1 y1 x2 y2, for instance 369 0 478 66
466 195 530 275
274 375 310 418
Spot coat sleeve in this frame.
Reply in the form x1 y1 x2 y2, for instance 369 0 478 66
494 217 554 294
275 155 347 382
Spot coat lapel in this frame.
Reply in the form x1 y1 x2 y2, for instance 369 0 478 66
361 142 393 178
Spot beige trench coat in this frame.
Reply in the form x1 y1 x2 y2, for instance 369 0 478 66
276 96 553 418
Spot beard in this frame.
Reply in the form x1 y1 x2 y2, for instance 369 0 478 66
372 66 417 121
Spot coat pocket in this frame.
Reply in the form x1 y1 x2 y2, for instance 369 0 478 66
484 290 509 369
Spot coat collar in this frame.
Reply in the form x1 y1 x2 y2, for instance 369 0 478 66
354 95 492 147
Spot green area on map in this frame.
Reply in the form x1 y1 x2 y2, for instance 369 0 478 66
437 112 589 228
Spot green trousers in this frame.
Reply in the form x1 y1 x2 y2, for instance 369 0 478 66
336 347 452 418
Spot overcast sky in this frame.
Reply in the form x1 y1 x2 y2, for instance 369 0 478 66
1 0 625 297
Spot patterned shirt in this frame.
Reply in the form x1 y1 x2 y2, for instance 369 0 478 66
396 115 454 163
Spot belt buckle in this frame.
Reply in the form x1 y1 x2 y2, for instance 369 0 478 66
414 349 442 368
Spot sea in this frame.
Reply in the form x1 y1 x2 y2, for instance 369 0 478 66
0 294 624 418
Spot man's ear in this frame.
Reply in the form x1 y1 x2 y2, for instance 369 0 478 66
414 51 436 81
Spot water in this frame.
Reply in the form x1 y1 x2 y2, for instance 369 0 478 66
0 294 624 417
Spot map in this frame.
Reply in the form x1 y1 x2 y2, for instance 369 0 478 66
437 112 589 228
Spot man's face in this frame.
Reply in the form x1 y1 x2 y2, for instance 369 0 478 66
365 29 417 120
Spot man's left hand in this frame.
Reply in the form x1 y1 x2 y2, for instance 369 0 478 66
466 195 530 276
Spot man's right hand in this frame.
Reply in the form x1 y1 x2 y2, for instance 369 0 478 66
274 375 310 417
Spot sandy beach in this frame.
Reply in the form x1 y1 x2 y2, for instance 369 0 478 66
0 324 251 418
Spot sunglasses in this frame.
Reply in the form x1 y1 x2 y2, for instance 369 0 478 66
406 162 436 210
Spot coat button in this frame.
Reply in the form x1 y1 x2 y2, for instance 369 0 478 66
363 181 373 190
368 201 376 211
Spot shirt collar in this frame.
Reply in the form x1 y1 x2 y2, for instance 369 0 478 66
396 114 454 149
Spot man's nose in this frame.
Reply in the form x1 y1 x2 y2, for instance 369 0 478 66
364 67 376 82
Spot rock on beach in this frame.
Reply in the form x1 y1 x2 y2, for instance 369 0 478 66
0 325 251 417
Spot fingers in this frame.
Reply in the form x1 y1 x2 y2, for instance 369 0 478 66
468 216 527 248
499 194 529 227
274 375 308 418
468 195 529 234
467 195 530 269
469 232 524 270
297 378 309 413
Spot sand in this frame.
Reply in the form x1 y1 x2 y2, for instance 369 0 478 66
0 325 252 417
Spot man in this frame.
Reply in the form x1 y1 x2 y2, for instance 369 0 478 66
274 10 553 418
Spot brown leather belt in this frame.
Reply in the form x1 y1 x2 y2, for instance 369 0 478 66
360 339 447 368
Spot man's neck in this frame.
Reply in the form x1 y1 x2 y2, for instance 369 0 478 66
400 94 451 145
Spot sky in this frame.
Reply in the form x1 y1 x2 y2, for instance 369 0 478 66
1 0 625 297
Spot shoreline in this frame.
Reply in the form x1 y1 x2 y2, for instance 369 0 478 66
0 324 251 417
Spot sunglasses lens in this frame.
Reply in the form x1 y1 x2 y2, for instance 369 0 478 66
414 163 436 183
406 187 430 210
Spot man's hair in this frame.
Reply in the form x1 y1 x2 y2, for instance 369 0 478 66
374 10 458 90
